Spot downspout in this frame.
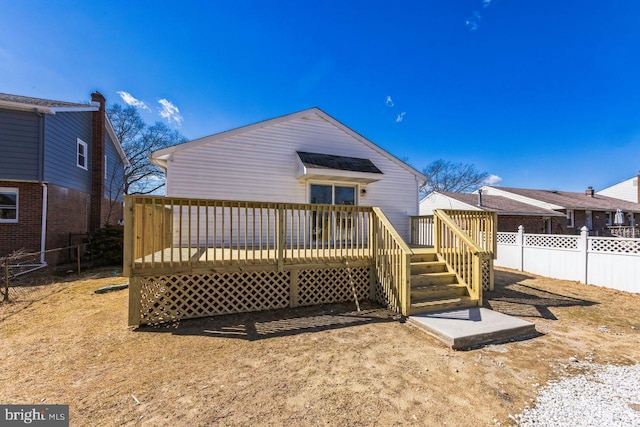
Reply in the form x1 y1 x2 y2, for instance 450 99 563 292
36 110 47 265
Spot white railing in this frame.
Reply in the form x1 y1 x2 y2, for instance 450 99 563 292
496 225 640 293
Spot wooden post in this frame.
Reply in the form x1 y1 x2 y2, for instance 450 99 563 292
277 204 285 271
473 255 481 305
3 261 9 302
122 196 134 277
77 244 81 275
403 252 412 316
289 268 299 308
128 276 142 326
369 212 377 301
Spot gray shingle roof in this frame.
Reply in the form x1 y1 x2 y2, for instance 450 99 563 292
297 151 383 174
0 93 90 109
440 192 564 216
493 187 640 212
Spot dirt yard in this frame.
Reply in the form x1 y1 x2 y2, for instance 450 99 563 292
1 268 639 426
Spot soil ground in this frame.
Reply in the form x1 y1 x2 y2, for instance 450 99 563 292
1 267 639 426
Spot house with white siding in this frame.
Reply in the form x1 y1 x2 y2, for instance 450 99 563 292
150 107 426 240
597 173 639 204
124 107 497 327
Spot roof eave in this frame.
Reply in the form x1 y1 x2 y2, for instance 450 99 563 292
0 100 53 114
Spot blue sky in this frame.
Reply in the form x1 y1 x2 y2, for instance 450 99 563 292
1 0 639 192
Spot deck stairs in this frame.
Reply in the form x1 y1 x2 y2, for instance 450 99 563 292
409 247 479 315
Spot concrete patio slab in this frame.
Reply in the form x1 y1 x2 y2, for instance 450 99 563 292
408 307 537 350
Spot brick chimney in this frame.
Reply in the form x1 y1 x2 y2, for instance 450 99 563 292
585 186 594 197
90 91 106 231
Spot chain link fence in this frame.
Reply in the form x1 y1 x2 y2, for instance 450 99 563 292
0 244 90 320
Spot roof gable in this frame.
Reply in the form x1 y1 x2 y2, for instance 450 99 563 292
152 107 426 181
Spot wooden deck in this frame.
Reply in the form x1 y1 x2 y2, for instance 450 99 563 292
124 196 496 326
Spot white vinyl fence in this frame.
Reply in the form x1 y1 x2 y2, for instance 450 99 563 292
496 226 640 293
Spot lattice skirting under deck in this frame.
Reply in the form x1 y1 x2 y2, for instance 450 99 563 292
132 266 371 325
482 259 493 292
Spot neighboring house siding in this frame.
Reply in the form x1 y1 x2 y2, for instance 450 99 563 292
419 193 480 215
166 114 420 239
43 111 92 193
0 109 41 181
597 176 639 203
104 130 125 201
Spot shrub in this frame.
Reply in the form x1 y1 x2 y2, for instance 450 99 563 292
89 226 124 266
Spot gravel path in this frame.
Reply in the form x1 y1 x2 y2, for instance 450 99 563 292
515 363 640 426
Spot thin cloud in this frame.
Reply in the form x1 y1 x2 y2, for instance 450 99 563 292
158 99 183 125
117 91 149 110
482 0 493 8
484 174 502 185
396 112 406 123
386 96 394 107
466 11 481 31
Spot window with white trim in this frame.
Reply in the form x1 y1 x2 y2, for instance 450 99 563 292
77 138 88 170
566 209 574 228
0 188 18 223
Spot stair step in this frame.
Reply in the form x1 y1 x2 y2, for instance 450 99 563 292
411 261 447 274
410 296 478 315
411 283 468 300
410 253 438 263
412 272 457 287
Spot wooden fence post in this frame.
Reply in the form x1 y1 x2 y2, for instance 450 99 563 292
3 261 9 302
77 244 81 275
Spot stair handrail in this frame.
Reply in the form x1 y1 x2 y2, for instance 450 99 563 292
371 207 413 316
433 209 490 303
433 210 483 254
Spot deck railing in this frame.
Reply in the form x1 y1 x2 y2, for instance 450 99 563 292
433 209 495 303
410 215 434 246
372 207 413 315
123 195 414 315
124 196 375 275
607 226 640 239
438 210 497 257
412 210 497 257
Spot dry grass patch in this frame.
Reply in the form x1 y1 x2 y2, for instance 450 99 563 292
1 267 639 426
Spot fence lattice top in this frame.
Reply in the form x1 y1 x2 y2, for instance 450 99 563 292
590 237 640 254
524 234 579 249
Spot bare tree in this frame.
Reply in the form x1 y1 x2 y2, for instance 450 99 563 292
420 159 489 197
107 104 186 195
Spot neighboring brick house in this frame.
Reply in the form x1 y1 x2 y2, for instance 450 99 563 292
0 92 129 260
419 191 565 233
479 186 640 235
